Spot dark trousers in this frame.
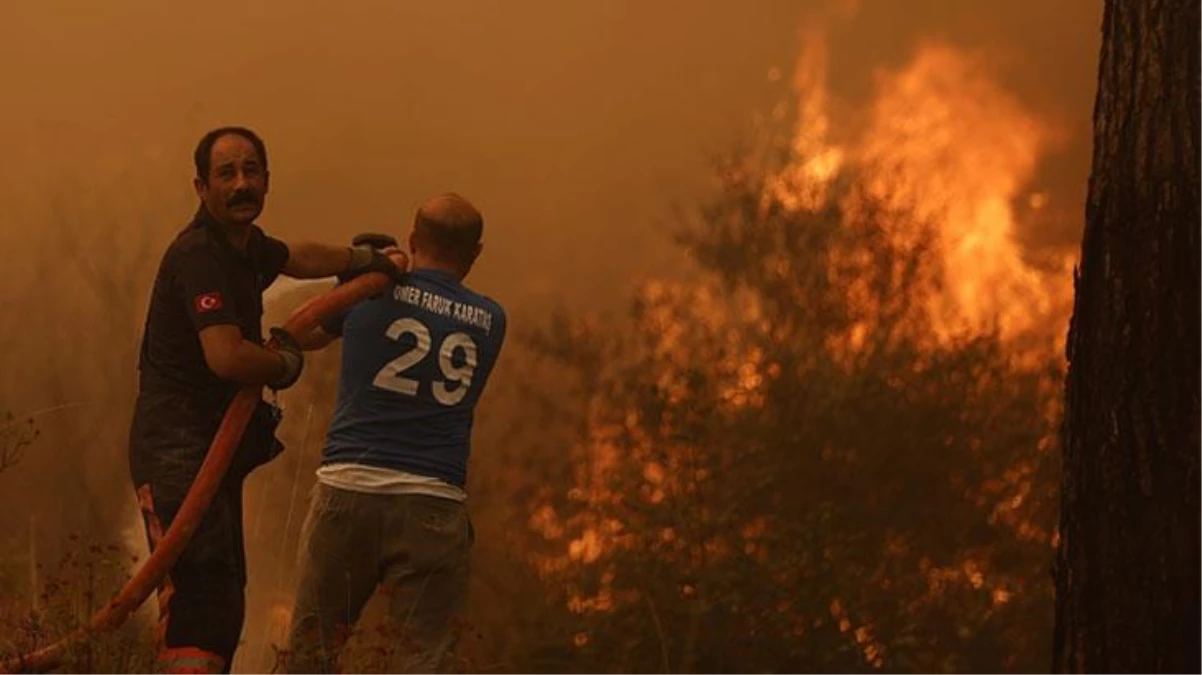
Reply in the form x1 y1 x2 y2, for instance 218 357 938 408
284 484 473 673
128 387 283 673
135 476 247 674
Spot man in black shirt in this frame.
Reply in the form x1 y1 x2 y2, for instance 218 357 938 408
129 126 401 674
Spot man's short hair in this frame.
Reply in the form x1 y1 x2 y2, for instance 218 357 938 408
413 193 484 267
193 127 268 182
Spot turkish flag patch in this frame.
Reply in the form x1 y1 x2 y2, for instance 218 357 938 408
194 291 224 314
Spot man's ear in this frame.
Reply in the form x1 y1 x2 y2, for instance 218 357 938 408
263 169 271 194
470 242 483 266
408 230 418 255
193 176 206 200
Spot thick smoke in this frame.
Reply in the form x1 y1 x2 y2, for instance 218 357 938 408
0 0 1099 670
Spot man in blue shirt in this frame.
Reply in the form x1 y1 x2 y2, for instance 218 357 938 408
284 193 506 673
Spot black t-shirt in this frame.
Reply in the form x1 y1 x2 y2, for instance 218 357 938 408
129 207 289 478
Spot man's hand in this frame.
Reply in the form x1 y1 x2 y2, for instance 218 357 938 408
340 233 409 283
343 245 403 280
383 248 410 273
268 327 304 390
198 324 304 387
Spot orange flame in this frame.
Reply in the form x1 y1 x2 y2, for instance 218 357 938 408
528 31 1069 660
775 38 1075 348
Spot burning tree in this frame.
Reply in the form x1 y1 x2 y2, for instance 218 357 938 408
1053 0 1201 671
520 173 1063 672
513 41 1074 673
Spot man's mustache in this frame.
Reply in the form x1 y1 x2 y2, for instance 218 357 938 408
227 192 260 208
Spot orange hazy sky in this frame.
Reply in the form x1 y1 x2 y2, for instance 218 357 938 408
0 0 1100 310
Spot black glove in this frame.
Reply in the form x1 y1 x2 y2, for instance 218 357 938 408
342 245 404 283
351 232 399 251
232 400 285 478
268 327 304 390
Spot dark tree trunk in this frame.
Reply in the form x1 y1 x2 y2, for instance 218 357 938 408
1053 0 1201 672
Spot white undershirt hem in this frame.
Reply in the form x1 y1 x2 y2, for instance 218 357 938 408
315 463 467 502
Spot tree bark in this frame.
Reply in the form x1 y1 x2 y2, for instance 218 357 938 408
1053 0 1201 672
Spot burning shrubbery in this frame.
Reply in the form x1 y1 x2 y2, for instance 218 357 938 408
500 40 1073 668
509 154 1063 673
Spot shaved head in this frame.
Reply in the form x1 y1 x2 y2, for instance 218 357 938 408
411 192 484 272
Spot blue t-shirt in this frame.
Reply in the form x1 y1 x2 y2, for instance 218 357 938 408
320 268 507 487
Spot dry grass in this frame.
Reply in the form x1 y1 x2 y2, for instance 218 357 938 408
0 536 156 674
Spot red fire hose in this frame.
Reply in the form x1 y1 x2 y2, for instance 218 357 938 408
1 272 391 674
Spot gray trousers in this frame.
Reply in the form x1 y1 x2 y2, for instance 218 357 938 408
284 482 472 673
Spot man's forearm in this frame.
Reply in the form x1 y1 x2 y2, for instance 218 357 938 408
220 340 290 385
283 241 352 279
